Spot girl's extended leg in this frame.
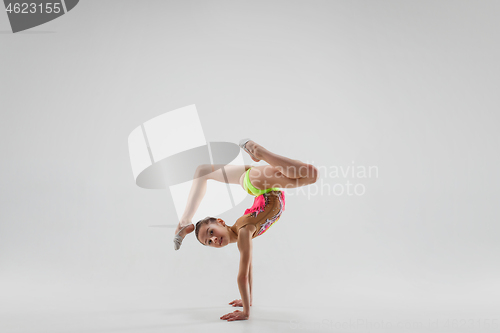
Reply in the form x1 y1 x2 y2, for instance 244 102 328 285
243 140 318 190
174 164 250 235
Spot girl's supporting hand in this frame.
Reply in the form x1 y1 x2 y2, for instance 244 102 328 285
229 299 252 307
220 309 249 321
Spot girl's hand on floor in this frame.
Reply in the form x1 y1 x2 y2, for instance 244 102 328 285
220 310 249 321
229 299 242 307
229 299 252 307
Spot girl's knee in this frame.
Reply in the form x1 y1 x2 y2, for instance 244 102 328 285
194 164 213 178
308 165 319 184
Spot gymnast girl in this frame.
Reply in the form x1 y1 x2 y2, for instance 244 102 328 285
173 139 318 321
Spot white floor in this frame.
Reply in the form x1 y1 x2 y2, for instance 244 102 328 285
2 1 500 332
1 281 498 333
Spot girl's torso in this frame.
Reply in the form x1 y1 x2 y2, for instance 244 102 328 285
231 190 285 239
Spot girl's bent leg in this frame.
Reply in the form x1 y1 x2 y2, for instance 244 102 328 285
249 165 316 190
243 140 318 183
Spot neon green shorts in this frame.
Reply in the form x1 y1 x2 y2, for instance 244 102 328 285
243 168 281 196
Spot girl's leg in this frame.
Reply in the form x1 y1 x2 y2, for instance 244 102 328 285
194 164 249 184
175 164 250 235
244 141 318 190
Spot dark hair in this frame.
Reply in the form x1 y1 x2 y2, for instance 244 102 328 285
195 217 217 245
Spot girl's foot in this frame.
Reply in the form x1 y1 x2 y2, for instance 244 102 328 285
173 224 194 250
175 222 194 235
240 139 262 162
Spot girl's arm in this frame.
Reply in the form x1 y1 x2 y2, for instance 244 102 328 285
236 227 252 316
221 227 252 321
249 261 253 306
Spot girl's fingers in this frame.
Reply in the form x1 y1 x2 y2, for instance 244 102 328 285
221 309 244 320
227 314 245 321
221 312 237 320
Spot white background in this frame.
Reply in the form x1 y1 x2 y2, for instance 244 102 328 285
1 1 499 332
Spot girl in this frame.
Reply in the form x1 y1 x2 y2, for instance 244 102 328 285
173 139 318 321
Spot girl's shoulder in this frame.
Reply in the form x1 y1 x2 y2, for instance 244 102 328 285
236 224 256 240
236 225 255 253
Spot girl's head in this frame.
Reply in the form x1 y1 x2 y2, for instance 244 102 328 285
195 217 233 248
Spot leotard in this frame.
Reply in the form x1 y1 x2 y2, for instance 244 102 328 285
231 188 286 239
242 167 281 196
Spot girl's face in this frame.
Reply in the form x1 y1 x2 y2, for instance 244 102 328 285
199 218 230 248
